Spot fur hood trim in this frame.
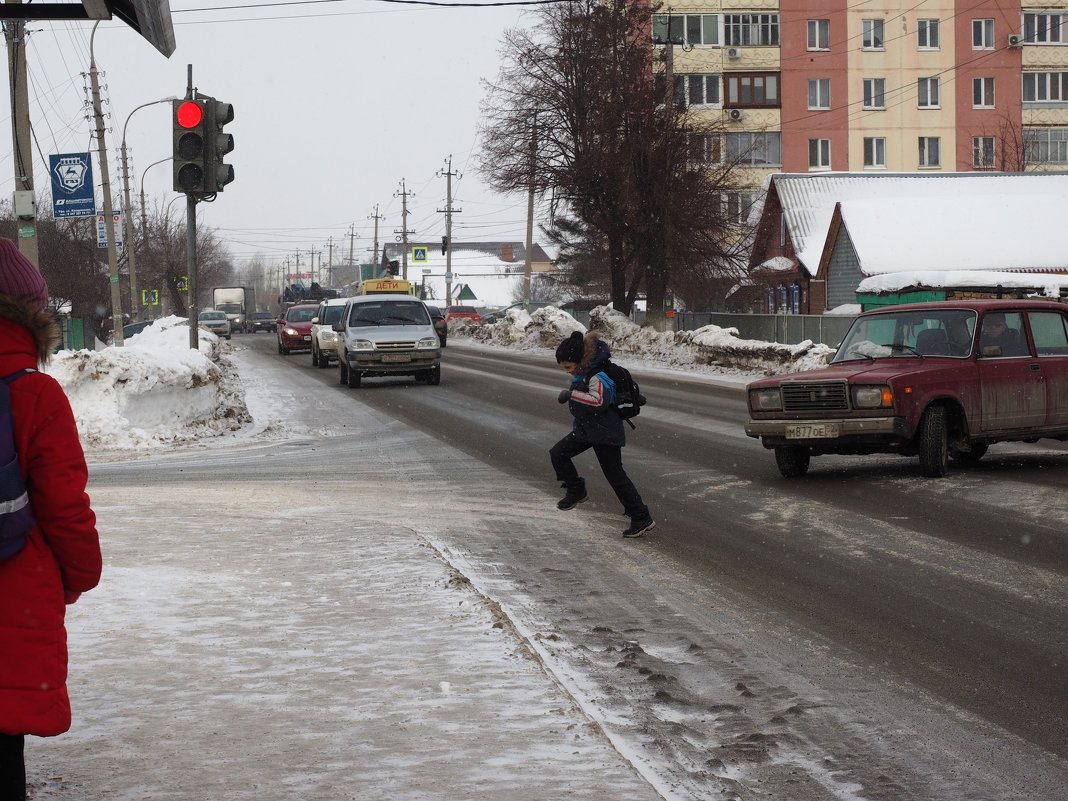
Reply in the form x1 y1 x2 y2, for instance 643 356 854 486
0 294 61 364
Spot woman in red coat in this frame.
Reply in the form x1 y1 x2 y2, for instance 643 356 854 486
0 239 101 801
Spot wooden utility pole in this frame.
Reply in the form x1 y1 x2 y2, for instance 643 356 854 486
393 180 414 279
438 157 461 307
5 1 39 266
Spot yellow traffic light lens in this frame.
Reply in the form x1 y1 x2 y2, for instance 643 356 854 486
176 101 203 129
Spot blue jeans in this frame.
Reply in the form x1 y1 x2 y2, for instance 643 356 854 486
550 432 650 521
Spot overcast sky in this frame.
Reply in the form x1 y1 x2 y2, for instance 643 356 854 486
1 0 551 274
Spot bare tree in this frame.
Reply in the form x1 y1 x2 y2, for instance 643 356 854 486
480 0 747 327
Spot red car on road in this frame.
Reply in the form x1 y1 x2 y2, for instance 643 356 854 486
444 305 481 324
277 303 318 354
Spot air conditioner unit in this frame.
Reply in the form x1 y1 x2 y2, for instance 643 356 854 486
728 108 744 121
726 46 743 59
1007 33 1024 47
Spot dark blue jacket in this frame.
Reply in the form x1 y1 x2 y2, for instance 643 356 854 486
564 338 625 446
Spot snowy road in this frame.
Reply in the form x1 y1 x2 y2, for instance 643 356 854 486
32 336 1068 800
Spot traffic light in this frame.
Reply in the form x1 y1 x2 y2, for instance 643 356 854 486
172 99 209 194
206 100 235 192
441 236 448 255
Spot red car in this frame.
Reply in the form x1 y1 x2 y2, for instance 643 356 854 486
277 304 318 354
444 305 481 324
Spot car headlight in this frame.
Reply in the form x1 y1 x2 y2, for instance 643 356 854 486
851 385 893 409
284 327 299 336
351 339 374 351
417 337 439 350
749 387 782 411
322 330 337 342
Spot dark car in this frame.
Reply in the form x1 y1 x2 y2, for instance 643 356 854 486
122 319 155 339
277 304 318 354
744 300 1068 478
444 305 481 324
480 301 556 325
425 304 447 347
248 311 275 333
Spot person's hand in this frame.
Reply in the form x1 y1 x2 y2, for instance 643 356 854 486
558 389 571 404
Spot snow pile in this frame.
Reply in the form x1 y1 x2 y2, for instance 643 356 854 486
473 305 833 374
47 316 251 450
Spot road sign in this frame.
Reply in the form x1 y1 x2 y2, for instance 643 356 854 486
142 289 160 306
96 211 124 249
412 246 428 263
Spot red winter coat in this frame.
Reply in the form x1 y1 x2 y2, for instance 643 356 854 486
0 308 101 737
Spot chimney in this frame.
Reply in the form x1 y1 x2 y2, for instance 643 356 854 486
500 243 515 262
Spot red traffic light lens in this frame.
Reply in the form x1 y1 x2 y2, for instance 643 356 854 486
176 101 203 129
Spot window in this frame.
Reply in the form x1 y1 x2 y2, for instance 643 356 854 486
725 72 780 107
863 19 885 49
688 134 724 164
1023 12 1065 44
1025 127 1068 163
919 136 941 167
1023 72 1068 102
808 78 831 110
973 77 996 108
809 138 831 169
863 137 887 168
807 19 829 50
918 77 941 107
726 131 782 166
973 136 996 168
918 19 940 49
652 14 720 47
863 78 886 109
1029 311 1068 356
973 19 994 49
725 192 757 224
724 14 779 46
683 74 722 106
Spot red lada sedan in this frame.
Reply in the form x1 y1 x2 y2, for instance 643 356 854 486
277 303 318 354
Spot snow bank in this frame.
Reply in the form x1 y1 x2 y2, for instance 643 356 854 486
472 305 833 374
46 316 251 450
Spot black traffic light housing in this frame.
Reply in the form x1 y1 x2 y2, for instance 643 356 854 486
441 236 448 255
172 99 208 194
206 100 235 193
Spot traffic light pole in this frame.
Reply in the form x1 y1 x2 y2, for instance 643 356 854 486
186 193 199 350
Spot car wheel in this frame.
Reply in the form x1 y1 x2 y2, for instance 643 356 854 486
440 336 447 348
311 344 318 366
317 346 330 369
427 365 441 386
774 445 809 478
950 442 988 465
278 339 289 355
347 367 362 388
918 406 949 477
338 357 348 385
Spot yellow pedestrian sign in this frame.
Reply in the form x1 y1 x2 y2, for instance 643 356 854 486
141 289 160 306
412 246 428 263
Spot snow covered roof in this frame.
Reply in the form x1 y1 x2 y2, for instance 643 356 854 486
771 172 1068 277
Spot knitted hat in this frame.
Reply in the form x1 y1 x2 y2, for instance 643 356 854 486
555 331 584 363
0 238 48 310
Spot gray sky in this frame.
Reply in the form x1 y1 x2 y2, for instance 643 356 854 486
1 0 550 273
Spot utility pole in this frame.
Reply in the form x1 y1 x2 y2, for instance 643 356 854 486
347 223 356 283
393 180 414 280
437 157 462 307
368 205 384 266
5 1 38 266
523 116 537 307
326 237 334 287
89 21 125 345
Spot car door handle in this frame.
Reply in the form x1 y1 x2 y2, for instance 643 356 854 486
1029 362 1041 372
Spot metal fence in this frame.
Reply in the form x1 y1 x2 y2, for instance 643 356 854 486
569 310 856 347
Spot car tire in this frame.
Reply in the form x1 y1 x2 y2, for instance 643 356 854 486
347 367 362 388
918 405 949 477
311 344 319 367
278 339 289 355
774 445 809 478
427 365 441 386
338 357 348 385
317 346 330 369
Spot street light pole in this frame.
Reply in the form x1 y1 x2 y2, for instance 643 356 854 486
89 21 124 344
139 156 173 315
121 96 176 320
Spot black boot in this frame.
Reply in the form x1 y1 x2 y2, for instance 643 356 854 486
557 485 588 510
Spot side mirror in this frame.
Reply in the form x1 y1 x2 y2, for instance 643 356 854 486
311 317 319 324
332 322 345 333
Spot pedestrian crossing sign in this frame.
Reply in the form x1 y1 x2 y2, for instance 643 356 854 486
412 247 428 263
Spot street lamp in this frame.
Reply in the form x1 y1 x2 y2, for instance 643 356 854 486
138 157 174 315
121 96 177 320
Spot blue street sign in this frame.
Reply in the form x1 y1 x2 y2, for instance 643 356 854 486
49 153 96 218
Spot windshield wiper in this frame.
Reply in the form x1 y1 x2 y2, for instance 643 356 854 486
886 343 924 358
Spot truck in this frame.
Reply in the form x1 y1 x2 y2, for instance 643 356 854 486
212 286 256 333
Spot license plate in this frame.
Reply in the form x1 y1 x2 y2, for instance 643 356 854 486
303 335 311 341
785 423 839 439
380 353 411 363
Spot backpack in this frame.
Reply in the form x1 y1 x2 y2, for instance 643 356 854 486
0 369 36 560
600 361 647 428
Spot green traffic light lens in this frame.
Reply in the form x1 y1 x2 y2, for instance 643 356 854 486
176 101 203 129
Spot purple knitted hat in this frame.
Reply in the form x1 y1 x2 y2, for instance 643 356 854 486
0 238 49 310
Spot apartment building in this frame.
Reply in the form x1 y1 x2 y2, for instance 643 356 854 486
653 1 1068 174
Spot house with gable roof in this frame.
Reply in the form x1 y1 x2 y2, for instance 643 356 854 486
745 173 1068 314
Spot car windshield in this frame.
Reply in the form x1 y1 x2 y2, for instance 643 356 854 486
348 301 430 327
200 312 225 320
286 308 317 323
833 309 977 362
253 312 273 320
